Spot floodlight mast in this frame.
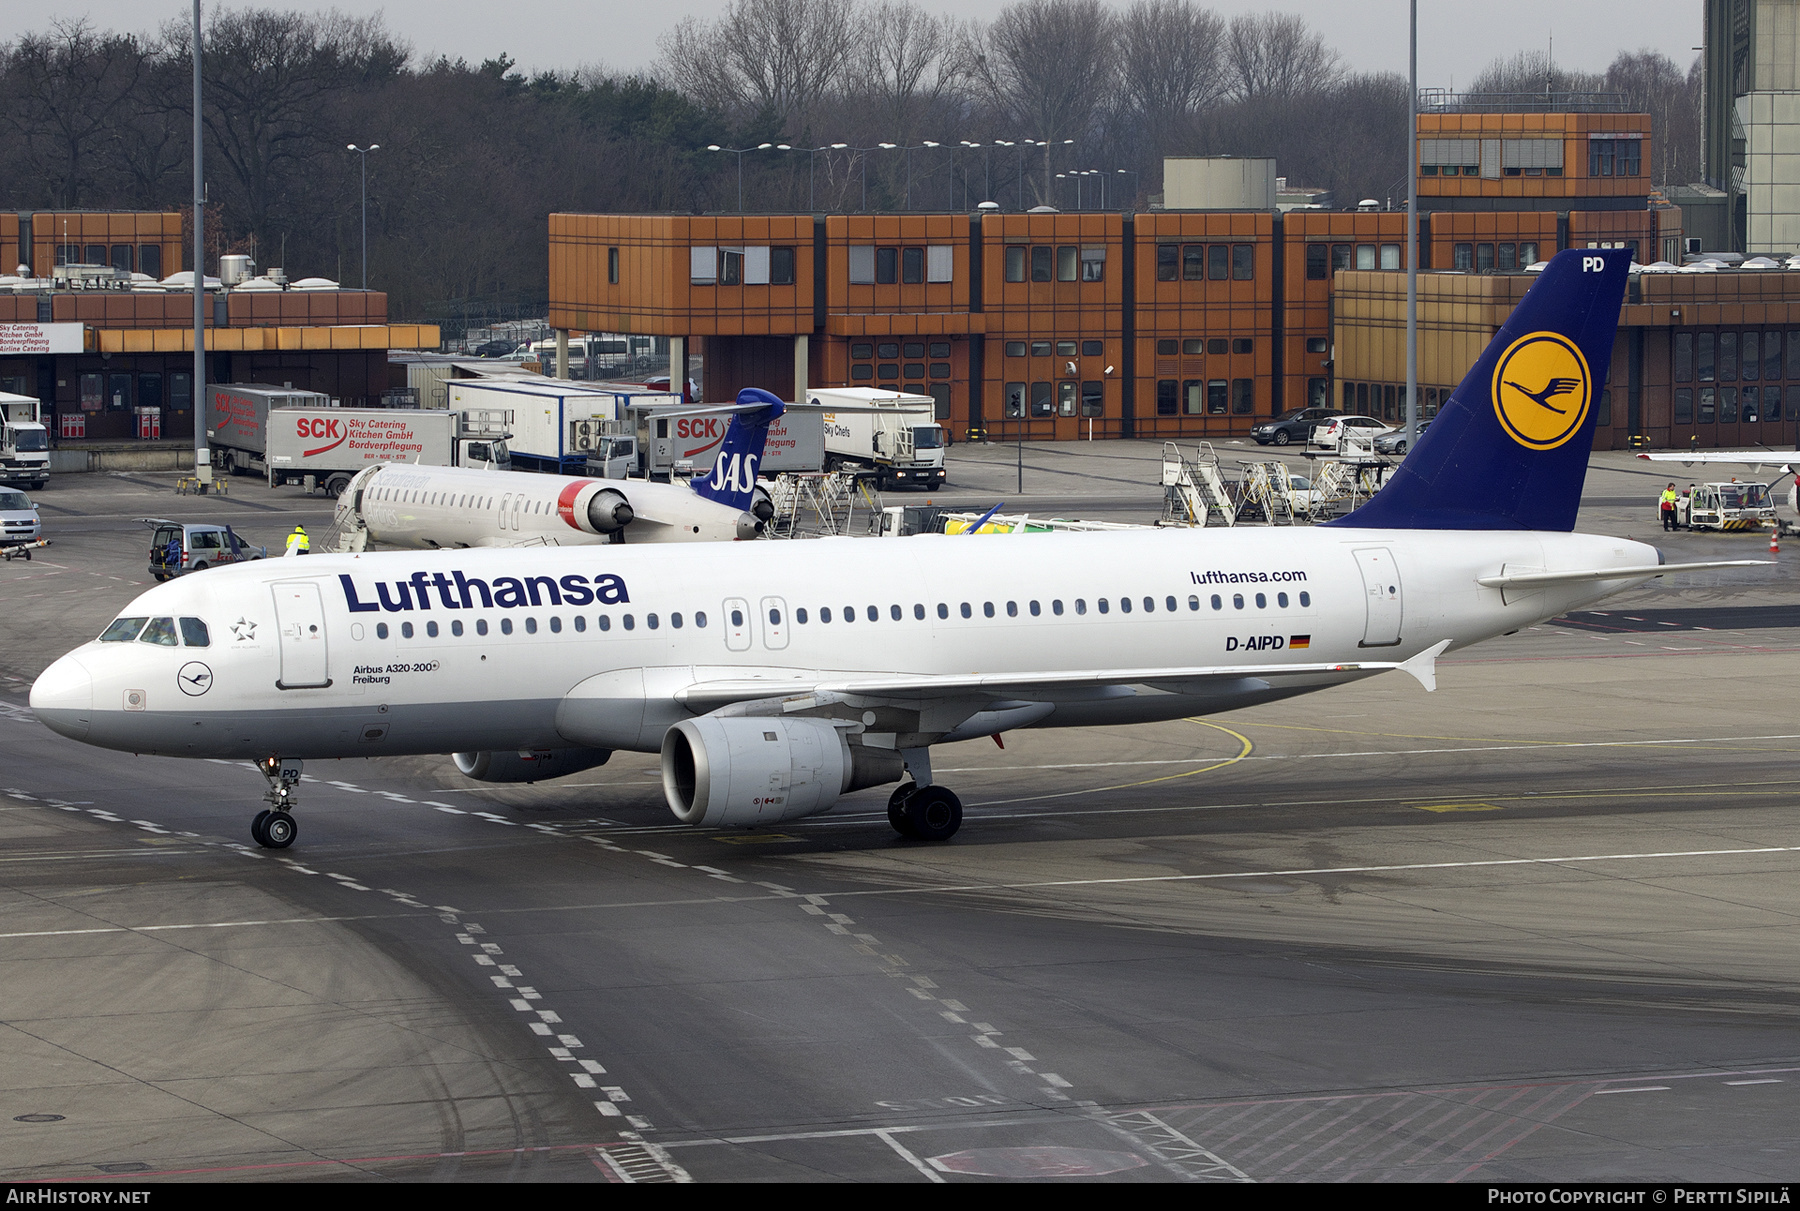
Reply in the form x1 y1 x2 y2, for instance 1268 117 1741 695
192 0 208 492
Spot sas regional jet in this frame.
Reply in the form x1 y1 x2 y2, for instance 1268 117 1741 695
335 389 788 549
31 250 1764 849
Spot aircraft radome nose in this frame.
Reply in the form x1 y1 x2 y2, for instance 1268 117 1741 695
30 654 93 741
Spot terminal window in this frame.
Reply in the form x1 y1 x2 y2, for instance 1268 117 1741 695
1588 139 1641 177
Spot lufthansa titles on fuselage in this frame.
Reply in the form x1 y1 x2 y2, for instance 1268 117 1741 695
338 570 630 613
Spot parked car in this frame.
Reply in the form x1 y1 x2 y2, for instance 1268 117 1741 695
1374 418 1432 456
0 488 41 547
1251 406 1341 446
1310 415 1390 451
142 518 266 580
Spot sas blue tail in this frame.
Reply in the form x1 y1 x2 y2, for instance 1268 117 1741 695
691 388 785 510
1331 247 1630 532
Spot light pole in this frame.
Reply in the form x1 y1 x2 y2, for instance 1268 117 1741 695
960 141 988 208
346 143 379 290
1116 168 1139 210
809 143 848 212
706 143 777 212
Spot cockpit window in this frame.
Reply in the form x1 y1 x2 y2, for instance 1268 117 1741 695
139 617 180 646
179 617 210 647
100 617 149 642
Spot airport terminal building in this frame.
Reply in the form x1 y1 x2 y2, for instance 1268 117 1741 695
0 211 437 451
553 100 1800 451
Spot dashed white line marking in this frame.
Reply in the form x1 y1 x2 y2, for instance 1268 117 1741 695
1594 1086 1671 1095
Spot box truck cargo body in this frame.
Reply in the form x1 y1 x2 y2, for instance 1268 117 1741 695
0 392 50 489
207 384 509 496
812 387 945 489
586 405 824 481
446 378 650 474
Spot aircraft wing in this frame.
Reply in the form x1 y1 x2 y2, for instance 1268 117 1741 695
1637 450 1798 470
673 641 1452 711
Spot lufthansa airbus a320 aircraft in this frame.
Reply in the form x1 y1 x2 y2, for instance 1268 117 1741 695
31 249 1762 848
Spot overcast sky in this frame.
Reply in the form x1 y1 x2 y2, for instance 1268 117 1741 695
8 2 1703 90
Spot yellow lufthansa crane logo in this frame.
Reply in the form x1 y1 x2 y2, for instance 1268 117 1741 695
1491 331 1591 450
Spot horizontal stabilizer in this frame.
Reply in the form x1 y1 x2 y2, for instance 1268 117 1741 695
1637 450 1797 470
1475 560 1769 590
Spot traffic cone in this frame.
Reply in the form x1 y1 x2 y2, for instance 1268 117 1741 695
1771 531 1780 554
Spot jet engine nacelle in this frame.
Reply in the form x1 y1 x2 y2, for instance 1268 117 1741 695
583 486 635 533
454 746 613 783
660 716 903 827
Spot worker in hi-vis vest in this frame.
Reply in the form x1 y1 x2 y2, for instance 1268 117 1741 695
285 525 310 556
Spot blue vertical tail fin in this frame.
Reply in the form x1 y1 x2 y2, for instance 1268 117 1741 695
691 388 784 510
1331 247 1631 532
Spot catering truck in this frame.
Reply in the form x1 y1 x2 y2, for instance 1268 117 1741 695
585 405 824 481
446 377 636 475
812 387 945 490
207 384 510 497
0 392 50 489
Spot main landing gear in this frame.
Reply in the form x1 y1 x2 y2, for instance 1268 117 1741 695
886 747 963 842
252 756 302 848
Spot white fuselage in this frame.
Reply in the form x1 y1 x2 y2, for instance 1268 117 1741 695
32 526 1660 763
338 461 755 549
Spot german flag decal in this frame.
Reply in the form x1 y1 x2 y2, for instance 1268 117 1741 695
1289 635 1311 649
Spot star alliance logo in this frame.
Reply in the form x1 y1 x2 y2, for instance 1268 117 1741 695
231 617 257 641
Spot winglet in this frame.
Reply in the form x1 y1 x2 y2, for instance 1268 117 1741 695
1397 639 1451 692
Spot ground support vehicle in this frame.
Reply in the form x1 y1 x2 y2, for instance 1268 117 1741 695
586 407 823 482
0 391 50 489
142 519 266 580
448 379 629 475
1681 482 1778 531
811 388 946 490
209 384 509 497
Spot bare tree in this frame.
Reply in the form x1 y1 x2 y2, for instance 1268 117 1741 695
1604 49 1701 186
1224 12 1341 104
849 4 965 136
1467 50 1603 98
658 0 857 135
965 0 1116 204
163 8 408 259
2 20 150 210
1116 0 1226 163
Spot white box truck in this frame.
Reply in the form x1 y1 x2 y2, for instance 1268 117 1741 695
587 404 824 481
446 378 630 475
812 387 946 490
0 392 50 489
208 384 510 497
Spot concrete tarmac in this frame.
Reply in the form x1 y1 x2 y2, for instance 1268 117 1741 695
0 450 1795 1183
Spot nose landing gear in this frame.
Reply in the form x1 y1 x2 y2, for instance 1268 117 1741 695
252 756 302 848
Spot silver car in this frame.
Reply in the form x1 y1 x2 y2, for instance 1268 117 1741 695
0 488 41 547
